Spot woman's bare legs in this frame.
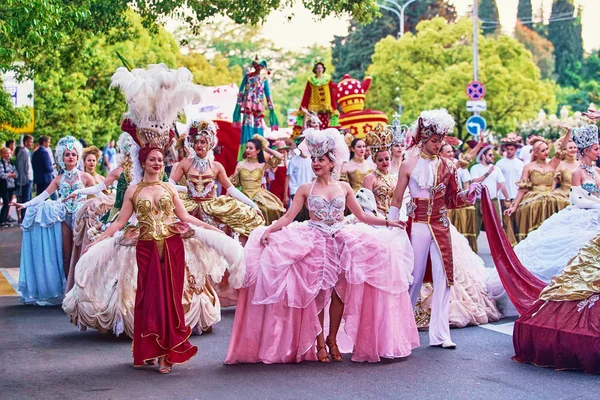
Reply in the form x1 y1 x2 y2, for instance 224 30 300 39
316 310 329 362
326 291 344 361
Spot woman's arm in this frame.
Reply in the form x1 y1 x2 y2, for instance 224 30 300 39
170 183 222 233
343 182 404 228
94 186 136 240
259 185 308 246
362 173 375 191
549 127 572 170
504 166 530 215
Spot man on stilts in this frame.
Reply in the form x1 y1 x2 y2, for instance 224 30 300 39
388 109 481 349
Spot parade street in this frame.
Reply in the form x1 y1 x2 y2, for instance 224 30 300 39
0 225 597 400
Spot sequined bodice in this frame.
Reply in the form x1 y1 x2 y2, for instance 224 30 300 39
187 171 217 199
58 170 85 213
529 170 555 193
133 182 178 241
239 168 263 198
306 182 345 234
373 171 397 214
346 167 374 192
582 182 600 197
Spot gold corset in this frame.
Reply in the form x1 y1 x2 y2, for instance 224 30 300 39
238 168 264 198
187 171 217 199
342 167 374 192
133 182 178 241
557 167 573 192
373 171 397 214
529 170 555 193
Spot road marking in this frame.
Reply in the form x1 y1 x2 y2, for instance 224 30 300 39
478 321 514 336
0 268 19 296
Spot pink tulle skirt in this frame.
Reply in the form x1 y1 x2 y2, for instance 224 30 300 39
225 222 419 364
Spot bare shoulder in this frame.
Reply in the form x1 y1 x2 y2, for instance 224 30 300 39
338 180 353 193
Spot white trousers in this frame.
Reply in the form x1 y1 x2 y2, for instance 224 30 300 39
409 222 451 345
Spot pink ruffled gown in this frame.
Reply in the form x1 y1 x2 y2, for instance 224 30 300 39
225 183 419 364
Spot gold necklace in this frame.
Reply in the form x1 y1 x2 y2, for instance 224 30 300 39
375 169 394 187
246 156 258 163
420 152 437 160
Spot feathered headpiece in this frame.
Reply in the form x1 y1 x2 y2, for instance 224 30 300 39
110 64 203 182
410 108 455 147
300 128 349 170
572 124 599 152
365 123 394 152
55 136 83 172
188 119 218 151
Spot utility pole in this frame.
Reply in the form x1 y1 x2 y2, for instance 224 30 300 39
473 0 480 118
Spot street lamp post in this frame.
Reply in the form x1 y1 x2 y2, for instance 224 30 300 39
377 4 402 37
386 0 418 38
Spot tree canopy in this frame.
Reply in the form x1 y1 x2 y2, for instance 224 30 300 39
366 17 556 141
331 1 456 81
548 0 583 87
514 22 555 80
479 0 501 36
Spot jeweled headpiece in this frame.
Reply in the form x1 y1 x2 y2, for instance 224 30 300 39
55 135 83 171
188 119 218 151
572 124 599 151
365 123 394 152
411 108 455 147
301 128 350 169
389 114 408 146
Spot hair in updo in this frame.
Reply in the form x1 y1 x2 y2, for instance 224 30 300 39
246 138 266 164
529 137 549 162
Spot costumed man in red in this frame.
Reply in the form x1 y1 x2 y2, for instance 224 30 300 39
388 109 482 349
292 61 339 138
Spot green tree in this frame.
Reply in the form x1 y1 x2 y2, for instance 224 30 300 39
517 0 533 27
0 78 31 142
480 0 501 36
548 0 583 87
33 13 181 147
1 1 381 77
514 21 555 80
331 2 456 81
367 17 556 141
177 53 243 87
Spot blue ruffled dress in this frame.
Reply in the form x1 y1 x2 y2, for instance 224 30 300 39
19 201 66 305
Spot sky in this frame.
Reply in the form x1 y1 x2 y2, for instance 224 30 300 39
259 0 600 52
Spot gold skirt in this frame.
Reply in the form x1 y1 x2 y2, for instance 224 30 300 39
248 188 285 226
448 206 477 253
514 191 570 243
540 234 600 302
182 195 265 237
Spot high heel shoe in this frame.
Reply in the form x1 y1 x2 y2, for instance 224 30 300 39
326 339 343 362
316 344 330 363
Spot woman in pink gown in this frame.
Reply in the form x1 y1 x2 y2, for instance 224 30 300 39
225 128 419 364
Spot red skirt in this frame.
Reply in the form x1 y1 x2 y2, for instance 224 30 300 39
132 235 198 366
513 299 600 374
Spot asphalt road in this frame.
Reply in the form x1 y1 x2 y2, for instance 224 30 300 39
0 296 597 400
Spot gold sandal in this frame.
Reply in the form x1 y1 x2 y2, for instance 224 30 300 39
316 344 330 363
326 339 343 362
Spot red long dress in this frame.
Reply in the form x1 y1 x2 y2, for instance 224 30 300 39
131 182 197 366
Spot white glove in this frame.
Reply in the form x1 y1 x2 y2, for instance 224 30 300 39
388 205 400 221
227 186 259 210
22 191 50 208
72 181 106 197
169 179 188 193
